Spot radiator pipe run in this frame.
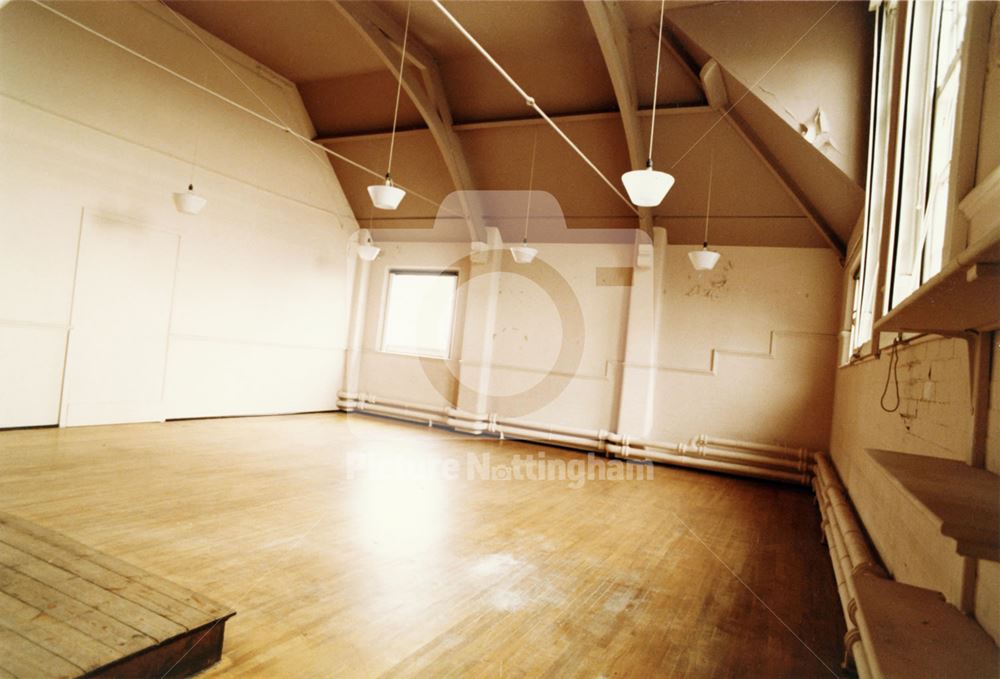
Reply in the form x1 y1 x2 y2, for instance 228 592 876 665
608 443 811 484
812 453 880 678
697 434 813 461
337 392 813 485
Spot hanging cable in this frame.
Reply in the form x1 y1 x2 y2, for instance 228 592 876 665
703 146 714 247
669 1 840 170
160 0 335 176
647 0 666 165
430 0 639 215
880 338 901 413
523 128 539 244
386 1 412 180
31 0 455 215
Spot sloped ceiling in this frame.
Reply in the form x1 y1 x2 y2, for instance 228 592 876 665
166 0 873 253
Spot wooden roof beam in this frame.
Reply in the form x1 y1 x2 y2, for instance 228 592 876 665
331 0 484 241
585 0 653 235
649 22 705 95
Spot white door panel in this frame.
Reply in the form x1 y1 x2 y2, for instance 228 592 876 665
61 213 178 427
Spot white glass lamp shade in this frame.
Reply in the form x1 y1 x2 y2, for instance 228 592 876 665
688 247 721 271
367 179 406 210
357 243 381 262
622 167 675 207
173 184 207 215
510 244 538 264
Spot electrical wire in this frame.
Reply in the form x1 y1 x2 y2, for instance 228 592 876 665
386 1 412 180
880 338 901 413
647 0 666 164
160 0 335 177
31 0 453 215
669 0 841 171
703 145 714 247
430 0 639 215
523 128 539 244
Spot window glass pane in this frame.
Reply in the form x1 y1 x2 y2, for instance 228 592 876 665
854 3 896 350
887 0 966 308
937 0 967 84
381 272 458 358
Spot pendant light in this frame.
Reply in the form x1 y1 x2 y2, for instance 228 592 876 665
173 183 207 215
688 147 720 271
368 2 411 211
621 0 675 208
511 130 539 264
358 212 381 262
358 235 381 262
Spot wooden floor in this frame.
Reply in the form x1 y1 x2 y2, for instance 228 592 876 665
0 413 845 678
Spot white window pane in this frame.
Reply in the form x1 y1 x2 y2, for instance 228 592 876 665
937 1 967 85
381 272 458 358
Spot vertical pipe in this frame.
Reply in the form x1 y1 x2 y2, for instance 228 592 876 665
341 232 372 408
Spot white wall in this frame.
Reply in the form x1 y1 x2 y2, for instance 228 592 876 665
356 241 633 432
651 246 841 450
352 237 840 448
0 1 357 427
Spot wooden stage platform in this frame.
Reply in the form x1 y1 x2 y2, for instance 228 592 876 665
0 511 235 679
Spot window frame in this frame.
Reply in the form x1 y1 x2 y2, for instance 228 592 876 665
843 0 986 358
884 0 969 311
378 268 461 360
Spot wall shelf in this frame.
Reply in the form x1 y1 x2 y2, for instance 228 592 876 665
853 572 1000 678
873 229 1000 335
868 448 1000 561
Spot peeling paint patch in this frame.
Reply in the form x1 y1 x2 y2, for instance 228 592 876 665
684 259 733 300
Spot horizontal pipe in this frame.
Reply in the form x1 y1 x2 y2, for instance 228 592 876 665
359 393 449 416
342 391 816 485
493 415 607 442
354 401 449 426
696 444 809 472
608 444 809 485
814 457 875 678
815 455 882 576
698 434 813 460
626 439 808 473
495 424 600 451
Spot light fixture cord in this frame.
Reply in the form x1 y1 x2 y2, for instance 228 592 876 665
386 1 412 180
703 146 714 247
524 128 539 243
188 60 209 187
648 0 666 164
430 0 638 214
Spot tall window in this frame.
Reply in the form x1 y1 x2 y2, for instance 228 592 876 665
380 270 458 359
886 0 967 309
853 1 899 353
847 0 973 358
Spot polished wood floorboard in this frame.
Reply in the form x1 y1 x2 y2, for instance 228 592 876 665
0 413 844 678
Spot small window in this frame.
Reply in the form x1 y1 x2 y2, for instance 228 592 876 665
380 270 458 359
